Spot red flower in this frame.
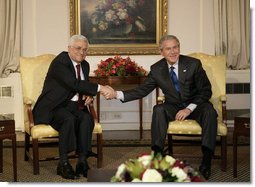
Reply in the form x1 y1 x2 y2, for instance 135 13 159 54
173 160 186 169
94 56 147 77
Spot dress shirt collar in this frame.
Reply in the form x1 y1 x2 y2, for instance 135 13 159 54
167 59 179 69
70 60 84 80
71 59 80 68
167 60 179 77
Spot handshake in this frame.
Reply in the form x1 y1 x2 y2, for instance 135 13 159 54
100 85 117 100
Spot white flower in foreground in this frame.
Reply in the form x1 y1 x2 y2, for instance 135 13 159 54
115 163 126 179
142 169 163 182
171 167 188 182
132 178 142 182
165 155 176 166
137 155 152 167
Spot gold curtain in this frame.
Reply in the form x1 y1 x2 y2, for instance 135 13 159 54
0 0 21 78
214 0 250 69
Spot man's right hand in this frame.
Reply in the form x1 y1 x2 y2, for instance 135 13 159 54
100 85 117 100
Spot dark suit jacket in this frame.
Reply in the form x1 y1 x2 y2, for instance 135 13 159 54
32 51 98 125
123 55 212 107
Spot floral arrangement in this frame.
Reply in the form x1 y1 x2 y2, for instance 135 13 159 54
90 0 146 36
111 152 204 182
94 55 147 77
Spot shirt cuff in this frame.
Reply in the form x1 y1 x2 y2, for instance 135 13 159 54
116 91 124 100
97 84 101 92
186 103 197 112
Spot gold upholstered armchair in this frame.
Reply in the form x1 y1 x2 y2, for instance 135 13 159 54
19 54 103 175
157 53 228 171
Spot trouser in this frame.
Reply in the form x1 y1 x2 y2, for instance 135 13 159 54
51 101 94 159
151 102 218 152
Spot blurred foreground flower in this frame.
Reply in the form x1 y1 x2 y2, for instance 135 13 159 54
111 151 205 182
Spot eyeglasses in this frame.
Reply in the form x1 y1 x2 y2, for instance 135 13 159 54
71 46 88 54
164 45 180 52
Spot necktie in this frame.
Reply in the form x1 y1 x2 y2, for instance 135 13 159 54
169 66 180 93
76 64 84 110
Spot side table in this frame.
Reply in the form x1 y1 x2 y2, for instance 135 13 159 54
233 113 250 178
89 76 147 139
0 115 17 182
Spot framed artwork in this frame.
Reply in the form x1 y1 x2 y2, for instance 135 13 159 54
69 0 168 55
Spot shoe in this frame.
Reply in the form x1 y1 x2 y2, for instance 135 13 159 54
199 165 211 180
76 160 90 178
87 151 97 158
57 161 78 180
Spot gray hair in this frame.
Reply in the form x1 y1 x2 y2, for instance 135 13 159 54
68 35 89 46
159 35 180 51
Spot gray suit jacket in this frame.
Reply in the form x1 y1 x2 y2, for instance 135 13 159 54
123 55 212 107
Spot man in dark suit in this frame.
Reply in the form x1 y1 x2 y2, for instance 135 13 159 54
32 35 114 179
109 35 217 180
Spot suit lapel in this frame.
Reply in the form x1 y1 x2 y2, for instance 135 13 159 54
161 60 172 85
80 61 88 81
178 56 188 84
67 57 76 77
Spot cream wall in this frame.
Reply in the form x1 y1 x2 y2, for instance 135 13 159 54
22 0 69 56
20 0 217 130
21 0 215 70
17 0 249 131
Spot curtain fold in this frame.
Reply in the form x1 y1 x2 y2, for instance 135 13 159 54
0 0 21 78
214 0 250 69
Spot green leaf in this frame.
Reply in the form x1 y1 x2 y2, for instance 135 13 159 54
125 160 144 179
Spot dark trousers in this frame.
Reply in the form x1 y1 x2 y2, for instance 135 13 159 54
151 102 218 152
51 101 94 158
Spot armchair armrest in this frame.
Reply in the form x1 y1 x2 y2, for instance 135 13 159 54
220 95 227 124
157 96 165 104
88 102 103 134
88 103 98 123
220 95 227 102
23 97 33 105
23 97 35 130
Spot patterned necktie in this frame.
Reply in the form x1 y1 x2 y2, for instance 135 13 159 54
169 66 180 93
76 64 84 110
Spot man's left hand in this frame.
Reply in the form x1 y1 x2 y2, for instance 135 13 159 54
175 108 191 121
83 95 94 106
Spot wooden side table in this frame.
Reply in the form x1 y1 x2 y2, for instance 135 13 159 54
0 115 17 182
233 113 250 178
89 76 146 139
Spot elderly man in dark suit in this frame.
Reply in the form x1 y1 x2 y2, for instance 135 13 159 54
32 35 114 179
109 35 217 180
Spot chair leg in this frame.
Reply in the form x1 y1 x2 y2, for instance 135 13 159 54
0 140 3 173
24 132 30 161
168 134 173 156
96 133 103 168
221 136 227 172
32 138 40 175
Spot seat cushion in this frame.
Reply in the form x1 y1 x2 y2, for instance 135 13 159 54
168 119 227 136
31 124 59 139
31 123 103 139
